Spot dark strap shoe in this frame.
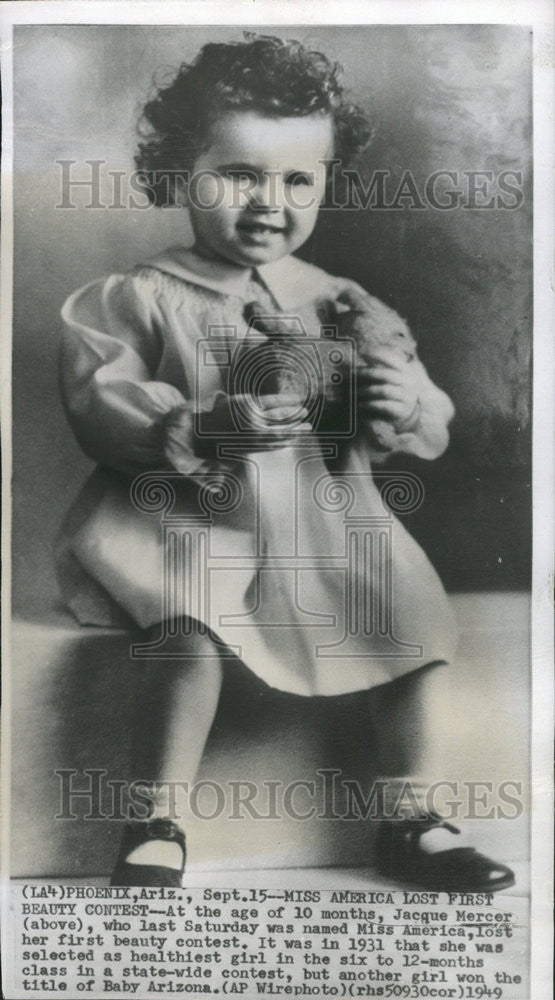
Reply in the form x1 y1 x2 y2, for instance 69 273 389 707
110 818 186 887
375 811 515 893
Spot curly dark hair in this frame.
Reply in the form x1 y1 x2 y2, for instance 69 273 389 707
135 33 373 206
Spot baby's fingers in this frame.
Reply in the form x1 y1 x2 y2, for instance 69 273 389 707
257 393 306 410
264 405 309 424
358 354 408 376
360 399 406 422
359 383 407 403
358 368 408 389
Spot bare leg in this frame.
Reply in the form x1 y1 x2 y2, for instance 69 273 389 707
124 624 224 867
369 664 515 889
368 661 460 848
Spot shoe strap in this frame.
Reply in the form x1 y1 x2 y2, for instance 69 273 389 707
142 818 185 844
121 819 186 856
404 811 461 840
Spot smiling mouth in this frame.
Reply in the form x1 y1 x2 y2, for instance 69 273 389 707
238 222 285 236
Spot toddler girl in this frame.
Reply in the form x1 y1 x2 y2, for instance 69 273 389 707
57 33 513 892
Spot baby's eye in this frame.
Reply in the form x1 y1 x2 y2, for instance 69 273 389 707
222 168 257 184
284 171 313 186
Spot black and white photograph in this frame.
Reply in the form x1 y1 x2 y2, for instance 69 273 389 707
1 2 552 998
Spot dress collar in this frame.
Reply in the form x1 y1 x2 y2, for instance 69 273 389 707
141 245 330 309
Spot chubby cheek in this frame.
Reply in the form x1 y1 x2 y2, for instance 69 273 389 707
288 203 321 243
286 185 325 240
188 172 227 212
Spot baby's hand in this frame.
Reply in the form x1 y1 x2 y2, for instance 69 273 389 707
203 392 312 451
357 350 420 431
240 393 313 449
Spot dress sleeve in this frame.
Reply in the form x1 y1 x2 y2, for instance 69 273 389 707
60 272 209 477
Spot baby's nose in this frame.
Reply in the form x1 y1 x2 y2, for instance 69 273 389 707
247 173 282 212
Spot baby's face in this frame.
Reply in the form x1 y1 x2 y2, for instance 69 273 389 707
185 111 333 267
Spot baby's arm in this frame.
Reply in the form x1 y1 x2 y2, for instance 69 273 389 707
60 271 211 478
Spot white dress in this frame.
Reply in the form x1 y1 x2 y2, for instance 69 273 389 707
56 246 458 696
